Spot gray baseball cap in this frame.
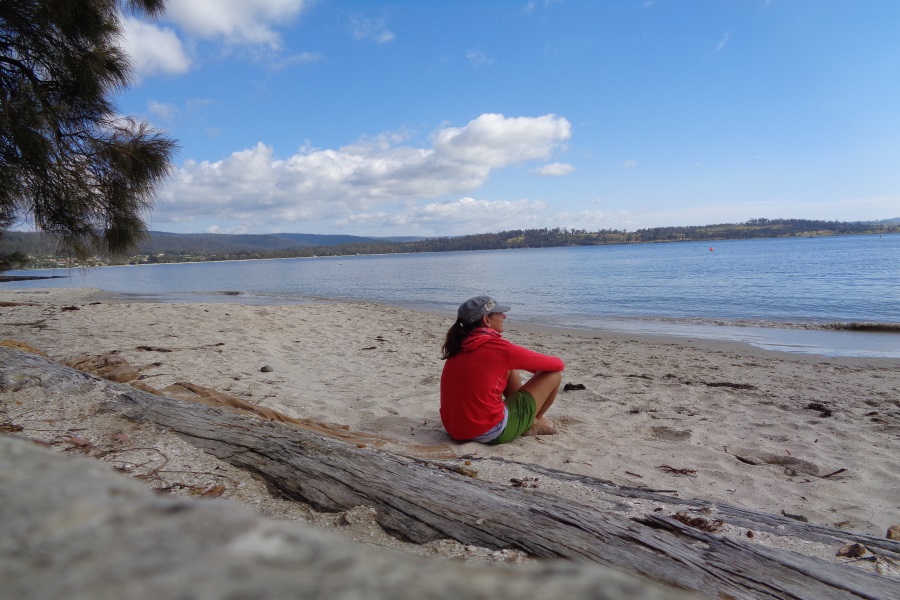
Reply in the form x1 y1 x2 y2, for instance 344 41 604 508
457 295 511 323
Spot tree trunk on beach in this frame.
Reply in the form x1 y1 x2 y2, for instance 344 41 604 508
2 347 898 600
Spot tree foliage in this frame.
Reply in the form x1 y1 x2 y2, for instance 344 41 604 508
0 0 176 260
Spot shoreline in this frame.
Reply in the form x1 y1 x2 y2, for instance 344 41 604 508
507 319 900 368
91 288 900 363
17 288 900 366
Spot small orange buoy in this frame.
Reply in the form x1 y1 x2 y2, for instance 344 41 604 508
709 247 714 251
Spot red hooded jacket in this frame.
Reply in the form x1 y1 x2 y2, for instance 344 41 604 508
440 329 564 440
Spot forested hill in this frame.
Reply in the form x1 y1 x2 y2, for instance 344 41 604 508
4 218 899 268
0 231 421 266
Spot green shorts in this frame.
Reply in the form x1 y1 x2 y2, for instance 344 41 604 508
489 390 536 445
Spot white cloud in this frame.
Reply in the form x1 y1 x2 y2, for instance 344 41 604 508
122 18 191 77
207 225 249 234
524 0 564 14
147 100 178 121
622 160 638 169
154 114 572 231
554 208 633 231
347 15 395 44
122 0 312 78
164 0 308 47
433 113 571 167
396 197 544 224
714 31 731 53
269 51 322 70
338 197 549 235
570 195 900 233
187 98 215 109
532 162 574 176
467 48 494 67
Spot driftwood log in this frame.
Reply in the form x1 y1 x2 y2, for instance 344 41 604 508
3 348 899 600
0 435 694 600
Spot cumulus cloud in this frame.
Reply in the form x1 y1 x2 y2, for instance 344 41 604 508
338 197 549 235
154 113 572 231
532 162 574 176
433 113 571 167
122 17 191 77
622 160 638 169
164 0 308 47
554 208 633 231
122 1 312 79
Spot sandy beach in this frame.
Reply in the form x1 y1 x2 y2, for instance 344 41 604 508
1 287 898 573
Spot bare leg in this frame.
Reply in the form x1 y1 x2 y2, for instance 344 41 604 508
520 371 562 435
503 370 522 400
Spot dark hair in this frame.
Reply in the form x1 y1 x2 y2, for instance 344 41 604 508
441 317 483 359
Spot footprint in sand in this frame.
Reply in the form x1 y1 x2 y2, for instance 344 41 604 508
727 447 821 476
650 426 692 441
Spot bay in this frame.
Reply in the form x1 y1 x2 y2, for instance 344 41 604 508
4 234 899 358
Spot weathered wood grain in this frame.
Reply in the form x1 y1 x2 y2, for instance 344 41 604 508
508 461 900 556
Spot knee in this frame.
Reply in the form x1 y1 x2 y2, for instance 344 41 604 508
537 370 562 385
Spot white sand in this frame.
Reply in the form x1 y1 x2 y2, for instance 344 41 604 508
1 287 898 570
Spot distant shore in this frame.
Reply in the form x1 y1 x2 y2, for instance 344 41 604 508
7 223 899 270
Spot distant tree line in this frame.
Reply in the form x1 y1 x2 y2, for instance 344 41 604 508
630 218 894 242
3 218 898 270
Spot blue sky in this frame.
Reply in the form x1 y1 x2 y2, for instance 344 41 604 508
117 0 900 237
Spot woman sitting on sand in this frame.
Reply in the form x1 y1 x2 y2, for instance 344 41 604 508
440 295 564 444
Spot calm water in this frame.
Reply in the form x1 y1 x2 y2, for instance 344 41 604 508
4 234 899 358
